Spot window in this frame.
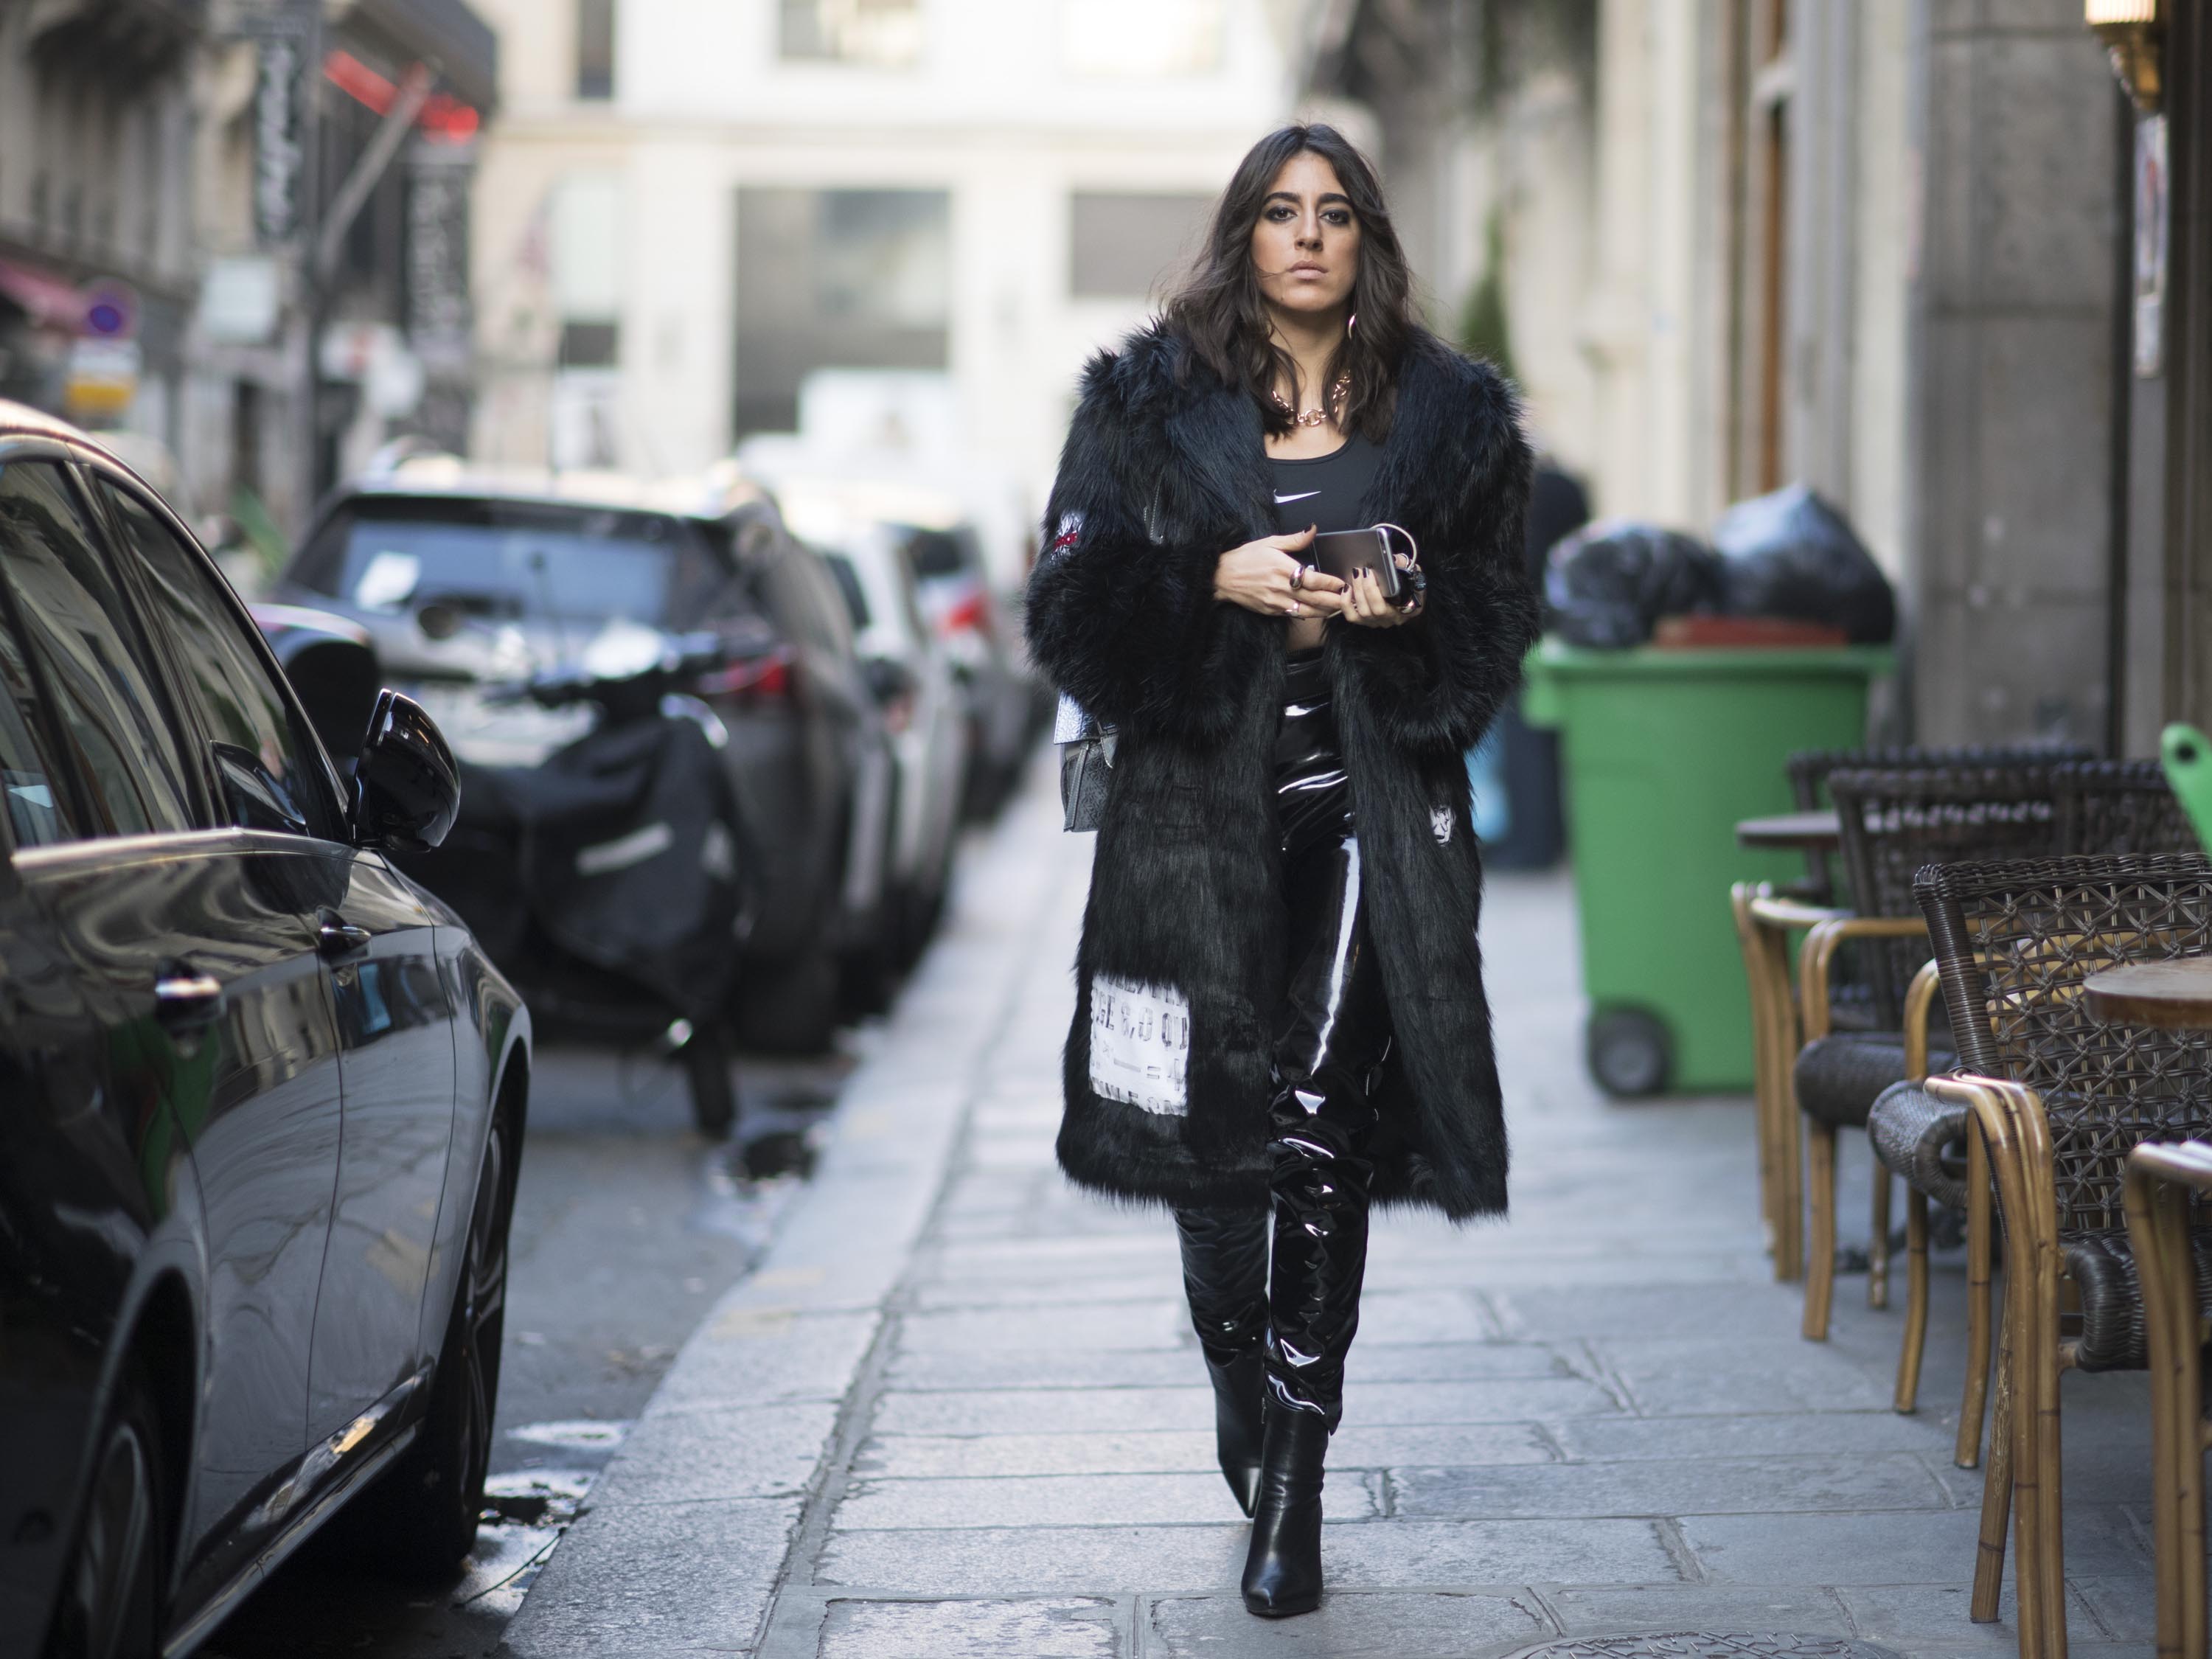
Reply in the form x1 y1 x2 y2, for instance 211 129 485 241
1725 0 1792 496
734 187 950 437
780 0 921 68
0 616 76 847
0 461 192 838
293 497 736 630
101 482 341 839
552 172 624 465
821 551 870 630
576 0 616 98
1068 191 1214 299
1064 0 1222 77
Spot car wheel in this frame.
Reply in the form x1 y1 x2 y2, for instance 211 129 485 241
345 1107 514 1579
736 944 839 1055
896 855 950 970
682 1028 739 1140
838 924 898 1018
43 1368 165 1659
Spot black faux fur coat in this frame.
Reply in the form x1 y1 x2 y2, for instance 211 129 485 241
1026 322 1537 1221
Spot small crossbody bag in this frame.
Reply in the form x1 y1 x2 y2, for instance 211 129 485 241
1055 693 1116 832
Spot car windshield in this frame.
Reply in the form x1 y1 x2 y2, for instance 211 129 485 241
293 498 724 627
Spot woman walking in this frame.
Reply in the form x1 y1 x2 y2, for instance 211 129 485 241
1025 124 1536 1617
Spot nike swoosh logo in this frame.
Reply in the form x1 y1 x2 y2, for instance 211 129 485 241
1273 490 1320 504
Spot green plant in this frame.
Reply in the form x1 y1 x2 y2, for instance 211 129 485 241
1458 208 1518 384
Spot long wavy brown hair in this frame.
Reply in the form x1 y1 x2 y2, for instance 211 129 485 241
1164 124 1414 443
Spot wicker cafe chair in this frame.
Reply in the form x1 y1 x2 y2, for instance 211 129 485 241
2055 757 2202 857
1784 744 2093 909
1782 766 2065 1346
1874 758 2194 1450
1733 748 2085 1281
2123 1139 2212 1659
1916 855 2212 1657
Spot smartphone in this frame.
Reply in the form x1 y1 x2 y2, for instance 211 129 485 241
1310 524 1417 604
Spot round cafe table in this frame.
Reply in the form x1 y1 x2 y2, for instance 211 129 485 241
1735 809 1843 854
2083 959 2212 1032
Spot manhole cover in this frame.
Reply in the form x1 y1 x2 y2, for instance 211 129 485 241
1505 1638 1904 1659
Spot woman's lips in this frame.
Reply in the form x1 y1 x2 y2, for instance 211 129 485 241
1288 264 1327 277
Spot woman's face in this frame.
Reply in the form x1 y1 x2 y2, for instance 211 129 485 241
1249 151 1361 323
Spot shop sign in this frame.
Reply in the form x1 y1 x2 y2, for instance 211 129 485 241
63 338 141 422
251 21 314 246
2133 114 2168 379
198 257 282 345
406 156 473 361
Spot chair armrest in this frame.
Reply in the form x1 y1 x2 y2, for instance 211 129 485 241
1747 896 1852 931
1903 957 1942 1081
1868 1079 1969 1206
1798 916 1931 1040
1928 1071 2057 1251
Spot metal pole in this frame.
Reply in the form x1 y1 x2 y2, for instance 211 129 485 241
314 63 434 287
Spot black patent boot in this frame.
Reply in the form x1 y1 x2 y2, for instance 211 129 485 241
1240 1402 1329 1616
1207 1350 1266 1516
1173 1208 1269 1515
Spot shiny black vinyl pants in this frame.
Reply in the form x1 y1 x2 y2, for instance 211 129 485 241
1174 655 1391 1432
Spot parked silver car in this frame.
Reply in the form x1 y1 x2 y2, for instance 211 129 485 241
818 521 970 964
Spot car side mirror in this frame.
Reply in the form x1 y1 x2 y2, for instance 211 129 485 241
352 690 460 852
862 656 916 705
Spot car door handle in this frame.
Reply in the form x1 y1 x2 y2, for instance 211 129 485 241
153 970 226 1026
318 917 372 958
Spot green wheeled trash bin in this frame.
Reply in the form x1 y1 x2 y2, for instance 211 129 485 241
1520 640 1893 1096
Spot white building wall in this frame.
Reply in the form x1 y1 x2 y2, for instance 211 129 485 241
470 0 1303 530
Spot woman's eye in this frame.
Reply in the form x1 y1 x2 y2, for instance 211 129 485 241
1324 209 1353 226
1265 206 1295 221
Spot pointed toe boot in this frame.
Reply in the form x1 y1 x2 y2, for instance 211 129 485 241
1241 1403 1329 1617
1207 1349 1266 1516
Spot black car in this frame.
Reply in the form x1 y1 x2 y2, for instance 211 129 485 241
0 403 529 1657
276 465 896 1054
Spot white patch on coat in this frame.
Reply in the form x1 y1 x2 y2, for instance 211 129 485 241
1088 975 1190 1116
1430 805 1455 844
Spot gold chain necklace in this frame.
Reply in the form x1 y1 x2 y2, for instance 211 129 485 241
1272 375 1349 429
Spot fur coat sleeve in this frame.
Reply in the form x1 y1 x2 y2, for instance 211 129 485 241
1332 343 1540 757
1024 344 1262 748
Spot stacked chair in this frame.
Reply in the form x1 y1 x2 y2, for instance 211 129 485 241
1732 747 2082 1287
1869 759 2197 1461
1734 757 2068 1315
1914 855 2212 1657
1736 744 2212 1654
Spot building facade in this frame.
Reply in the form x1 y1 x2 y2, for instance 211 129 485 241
1319 0 2211 753
1 0 496 545
465 0 1310 574
0 0 206 487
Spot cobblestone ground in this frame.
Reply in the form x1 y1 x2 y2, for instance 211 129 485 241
505 765 2162 1659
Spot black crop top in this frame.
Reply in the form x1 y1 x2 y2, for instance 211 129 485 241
1267 434 1385 536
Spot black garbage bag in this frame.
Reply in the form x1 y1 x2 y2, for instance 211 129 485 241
1545 519 1725 648
1711 484 1895 644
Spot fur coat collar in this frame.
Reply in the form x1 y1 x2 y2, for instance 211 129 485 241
1026 321 1537 1220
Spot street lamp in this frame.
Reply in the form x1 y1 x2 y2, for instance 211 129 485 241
2086 0 2163 114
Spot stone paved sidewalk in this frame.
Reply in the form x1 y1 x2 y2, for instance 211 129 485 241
504 762 2162 1658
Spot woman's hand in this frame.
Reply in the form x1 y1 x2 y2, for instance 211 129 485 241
1212 527 1348 620
1340 554 1422 629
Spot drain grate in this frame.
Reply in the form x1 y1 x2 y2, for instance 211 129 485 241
1504 1637 1905 1659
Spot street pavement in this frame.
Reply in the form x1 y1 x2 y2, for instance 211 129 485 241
496 755 2163 1658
